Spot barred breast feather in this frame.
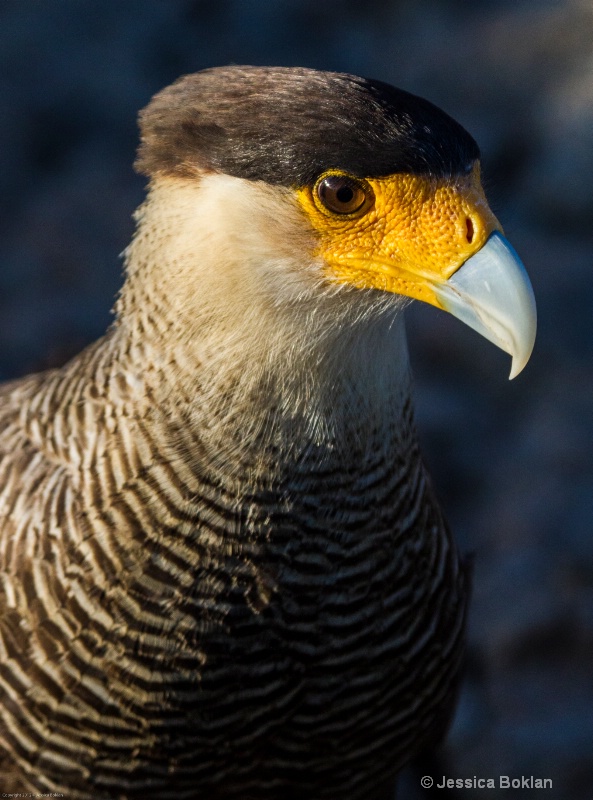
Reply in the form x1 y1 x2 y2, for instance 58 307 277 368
0 310 469 799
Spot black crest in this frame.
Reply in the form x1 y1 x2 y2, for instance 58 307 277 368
136 66 479 185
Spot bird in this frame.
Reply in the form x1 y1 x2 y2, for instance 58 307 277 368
0 66 536 799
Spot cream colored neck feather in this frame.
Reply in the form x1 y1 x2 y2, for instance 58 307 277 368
114 173 413 481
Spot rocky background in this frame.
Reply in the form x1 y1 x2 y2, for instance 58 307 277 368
1 1 592 798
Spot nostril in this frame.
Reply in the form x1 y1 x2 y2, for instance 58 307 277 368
465 217 474 243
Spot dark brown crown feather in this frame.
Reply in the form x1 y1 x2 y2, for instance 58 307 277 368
136 65 479 185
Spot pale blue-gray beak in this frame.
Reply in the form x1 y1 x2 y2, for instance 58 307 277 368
434 232 537 379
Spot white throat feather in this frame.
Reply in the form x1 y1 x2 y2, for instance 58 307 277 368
115 173 414 483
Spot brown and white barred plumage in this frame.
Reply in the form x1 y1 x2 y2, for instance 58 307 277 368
0 78 471 798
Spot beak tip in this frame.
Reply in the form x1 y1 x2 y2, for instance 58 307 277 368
509 357 524 381
508 337 536 380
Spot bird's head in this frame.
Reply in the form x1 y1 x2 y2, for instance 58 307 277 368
131 66 536 379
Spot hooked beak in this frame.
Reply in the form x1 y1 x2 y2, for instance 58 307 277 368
433 232 537 379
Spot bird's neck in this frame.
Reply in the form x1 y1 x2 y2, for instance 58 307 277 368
108 302 415 493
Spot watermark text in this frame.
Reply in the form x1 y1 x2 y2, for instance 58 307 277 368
420 775 553 790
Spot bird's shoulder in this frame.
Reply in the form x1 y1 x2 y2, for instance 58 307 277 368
0 368 55 464
0 338 119 541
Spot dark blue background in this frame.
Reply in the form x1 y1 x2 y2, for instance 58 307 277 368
1 2 592 797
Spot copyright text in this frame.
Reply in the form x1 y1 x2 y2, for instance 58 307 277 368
420 775 553 789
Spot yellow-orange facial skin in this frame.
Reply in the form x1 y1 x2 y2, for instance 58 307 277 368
297 162 502 309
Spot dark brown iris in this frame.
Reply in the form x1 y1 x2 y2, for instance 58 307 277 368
316 174 371 215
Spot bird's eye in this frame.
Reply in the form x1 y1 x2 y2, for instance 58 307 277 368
315 174 372 216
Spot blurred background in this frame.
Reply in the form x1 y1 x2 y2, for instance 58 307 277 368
0 1 592 797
